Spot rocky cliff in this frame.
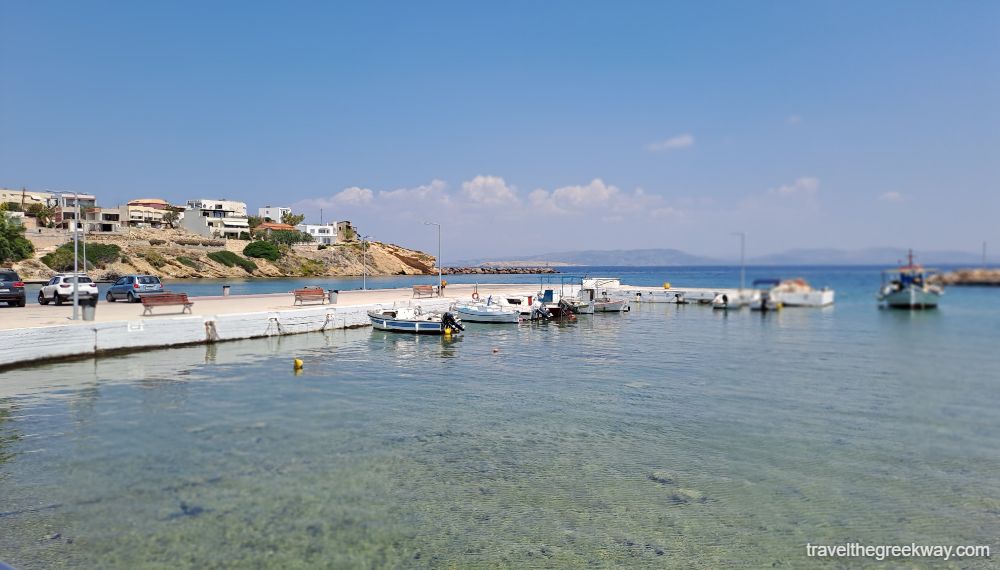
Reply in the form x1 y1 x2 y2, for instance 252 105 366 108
13 228 436 280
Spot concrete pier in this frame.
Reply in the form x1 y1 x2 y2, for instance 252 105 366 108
0 283 535 370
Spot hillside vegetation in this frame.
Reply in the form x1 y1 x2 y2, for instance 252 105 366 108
13 228 437 280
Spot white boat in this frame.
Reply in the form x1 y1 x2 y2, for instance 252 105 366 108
768 278 835 307
454 300 521 323
497 295 551 320
594 297 628 312
878 251 943 309
368 307 465 334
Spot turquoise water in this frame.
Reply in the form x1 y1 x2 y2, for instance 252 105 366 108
1 267 998 568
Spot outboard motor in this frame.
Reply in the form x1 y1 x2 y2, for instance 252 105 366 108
441 312 465 332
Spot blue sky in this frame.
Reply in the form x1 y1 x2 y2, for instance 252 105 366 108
2 1 997 260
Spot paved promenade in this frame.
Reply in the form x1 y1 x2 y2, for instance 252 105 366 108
0 283 537 330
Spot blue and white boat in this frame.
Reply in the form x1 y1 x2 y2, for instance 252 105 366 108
368 307 464 334
878 250 943 309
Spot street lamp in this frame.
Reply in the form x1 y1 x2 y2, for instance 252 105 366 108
362 235 372 290
424 221 441 291
732 231 746 293
72 192 81 320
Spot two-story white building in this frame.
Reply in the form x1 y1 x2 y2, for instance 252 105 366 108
181 199 249 238
258 206 291 222
296 223 338 244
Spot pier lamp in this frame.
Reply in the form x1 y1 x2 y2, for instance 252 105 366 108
424 221 442 291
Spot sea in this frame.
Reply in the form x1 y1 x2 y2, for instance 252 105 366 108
1 266 998 569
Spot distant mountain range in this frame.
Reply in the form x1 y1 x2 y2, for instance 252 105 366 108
457 247 987 267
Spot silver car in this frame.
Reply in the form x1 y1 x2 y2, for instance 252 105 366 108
106 275 164 302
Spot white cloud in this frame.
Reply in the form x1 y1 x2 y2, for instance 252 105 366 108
333 186 374 205
461 175 518 206
528 179 680 220
879 191 905 203
786 114 802 125
646 133 694 152
378 179 449 204
768 177 820 196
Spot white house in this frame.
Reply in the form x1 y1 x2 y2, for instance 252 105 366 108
258 206 291 222
296 223 337 244
181 199 249 238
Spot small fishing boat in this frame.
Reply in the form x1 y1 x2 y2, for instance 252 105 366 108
368 307 465 334
593 295 629 312
454 299 521 323
768 278 835 307
498 295 551 320
878 250 943 309
750 290 781 312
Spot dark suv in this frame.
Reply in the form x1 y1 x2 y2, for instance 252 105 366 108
0 269 26 307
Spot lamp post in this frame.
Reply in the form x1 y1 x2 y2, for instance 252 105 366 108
72 192 80 320
362 235 372 290
733 231 746 293
424 221 442 291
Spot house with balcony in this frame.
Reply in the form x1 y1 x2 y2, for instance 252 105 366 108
181 199 249 238
121 198 174 228
296 223 338 244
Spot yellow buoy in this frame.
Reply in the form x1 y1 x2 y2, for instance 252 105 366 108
663 282 671 289
444 327 452 336
293 358 304 370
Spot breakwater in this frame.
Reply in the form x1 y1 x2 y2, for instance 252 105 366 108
445 266 558 274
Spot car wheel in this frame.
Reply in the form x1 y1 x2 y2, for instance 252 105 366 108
128 292 137 303
107 292 116 302
17 299 26 307
38 291 49 305
55 293 63 306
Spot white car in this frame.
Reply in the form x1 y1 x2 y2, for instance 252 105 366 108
38 273 100 305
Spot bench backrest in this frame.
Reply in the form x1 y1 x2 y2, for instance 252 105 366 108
293 287 324 295
142 293 189 305
413 285 433 292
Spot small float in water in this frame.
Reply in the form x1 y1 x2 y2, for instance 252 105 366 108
368 307 465 334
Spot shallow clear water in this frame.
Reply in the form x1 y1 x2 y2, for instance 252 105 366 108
1 267 998 568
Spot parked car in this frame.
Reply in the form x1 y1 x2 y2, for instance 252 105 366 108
38 273 100 305
106 275 164 302
0 269 26 307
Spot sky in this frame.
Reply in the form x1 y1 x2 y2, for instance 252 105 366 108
2 1 998 261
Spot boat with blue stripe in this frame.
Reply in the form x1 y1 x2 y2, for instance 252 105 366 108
368 306 464 334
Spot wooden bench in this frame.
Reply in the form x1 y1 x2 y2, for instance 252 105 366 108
412 284 437 298
293 287 327 305
141 292 193 316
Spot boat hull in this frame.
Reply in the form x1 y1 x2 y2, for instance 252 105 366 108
771 289 835 307
879 286 940 309
594 299 628 312
455 306 520 323
370 316 449 334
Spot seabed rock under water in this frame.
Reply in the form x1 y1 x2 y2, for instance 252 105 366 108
648 470 676 485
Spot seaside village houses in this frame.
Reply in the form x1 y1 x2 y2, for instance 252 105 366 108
2 188 359 245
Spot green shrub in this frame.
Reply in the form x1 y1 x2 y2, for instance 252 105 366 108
238 231 251 241
207 250 256 273
41 242 120 271
142 250 167 268
0 213 34 263
317 244 327 250
267 230 312 245
177 256 201 269
299 259 325 276
243 240 280 261
148 238 167 245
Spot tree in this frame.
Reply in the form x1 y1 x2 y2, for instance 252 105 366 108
0 212 34 263
243 241 281 261
247 215 263 229
281 211 305 227
162 210 179 228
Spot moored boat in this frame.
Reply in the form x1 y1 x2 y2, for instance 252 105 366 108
454 300 521 323
368 307 465 334
878 251 943 309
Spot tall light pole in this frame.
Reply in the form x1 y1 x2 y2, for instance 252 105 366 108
424 221 442 291
732 231 746 292
362 235 372 290
72 192 80 320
